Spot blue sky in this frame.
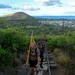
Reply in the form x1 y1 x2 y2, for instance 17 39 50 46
0 0 75 16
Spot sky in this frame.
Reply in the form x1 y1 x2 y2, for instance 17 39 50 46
0 0 75 16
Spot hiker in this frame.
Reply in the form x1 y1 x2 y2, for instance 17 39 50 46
26 42 40 75
37 39 45 68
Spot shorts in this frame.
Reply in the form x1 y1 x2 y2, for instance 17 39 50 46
29 59 37 68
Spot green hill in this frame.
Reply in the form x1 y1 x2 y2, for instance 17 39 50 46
2 12 40 26
3 12 34 20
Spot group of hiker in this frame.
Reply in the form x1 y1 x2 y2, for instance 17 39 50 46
26 38 47 75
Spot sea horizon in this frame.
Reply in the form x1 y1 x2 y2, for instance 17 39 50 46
33 16 75 19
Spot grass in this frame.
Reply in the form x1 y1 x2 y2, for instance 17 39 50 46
53 48 71 67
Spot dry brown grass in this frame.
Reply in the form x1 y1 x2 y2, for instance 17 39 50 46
53 48 71 67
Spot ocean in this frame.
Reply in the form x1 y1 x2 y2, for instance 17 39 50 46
33 16 75 19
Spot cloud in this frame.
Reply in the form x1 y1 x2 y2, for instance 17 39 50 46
22 3 40 11
63 7 75 16
64 11 75 15
22 6 40 11
29 2 75 16
68 2 75 7
11 7 21 10
26 7 40 11
0 3 12 9
56 2 75 7
35 0 61 6
2 3 40 11
0 1 75 16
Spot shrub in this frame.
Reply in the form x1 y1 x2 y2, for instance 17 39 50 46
0 46 12 67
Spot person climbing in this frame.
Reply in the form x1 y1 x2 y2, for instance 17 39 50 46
37 39 45 68
26 42 40 75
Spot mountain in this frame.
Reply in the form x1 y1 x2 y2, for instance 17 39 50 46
1 12 40 26
3 12 35 20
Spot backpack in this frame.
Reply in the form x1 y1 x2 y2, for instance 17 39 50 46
28 48 37 60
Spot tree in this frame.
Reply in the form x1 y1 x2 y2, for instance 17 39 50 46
0 17 7 28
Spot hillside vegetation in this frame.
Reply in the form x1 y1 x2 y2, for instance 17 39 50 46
0 12 75 75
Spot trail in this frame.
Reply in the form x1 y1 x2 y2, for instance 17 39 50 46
0 41 64 75
14 41 64 75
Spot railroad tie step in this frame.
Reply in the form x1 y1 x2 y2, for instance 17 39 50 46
50 63 57 69
43 61 55 64
43 65 48 71
44 54 54 59
44 56 54 59
43 62 57 69
44 54 52 56
48 51 51 54
36 65 48 75
37 70 43 75
43 59 46 62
